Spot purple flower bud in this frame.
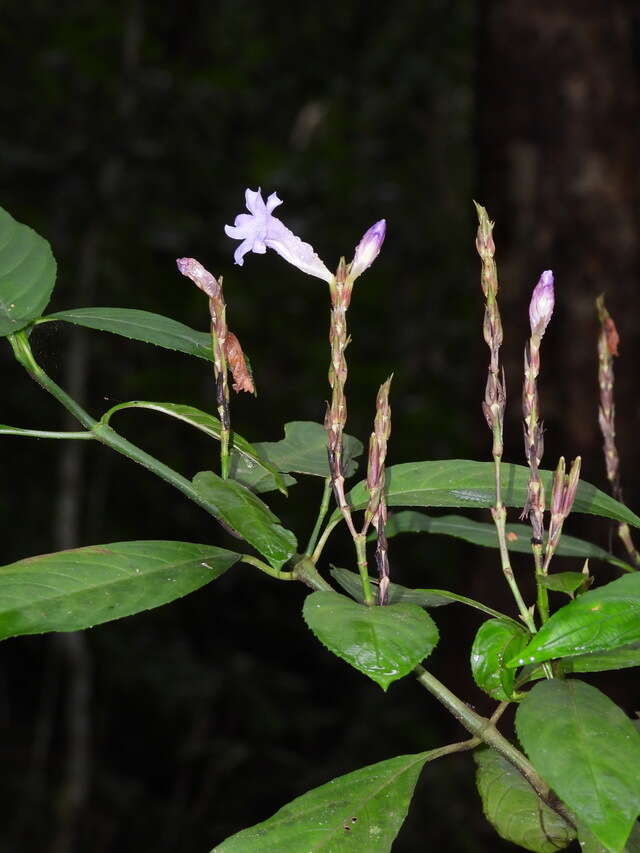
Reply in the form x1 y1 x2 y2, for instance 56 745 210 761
349 219 386 281
529 270 555 337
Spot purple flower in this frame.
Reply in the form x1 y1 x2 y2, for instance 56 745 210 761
349 219 386 281
529 270 555 337
224 188 333 283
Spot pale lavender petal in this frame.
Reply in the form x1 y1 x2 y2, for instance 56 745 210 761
265 218 333 283
244 188 265 215
266 192 283 214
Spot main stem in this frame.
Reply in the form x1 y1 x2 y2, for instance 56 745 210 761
413 666 575 831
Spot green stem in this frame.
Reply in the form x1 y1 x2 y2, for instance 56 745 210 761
413 665 575 831
8 330 230 520
292 556 334 591
0 427 94 440
305 477 332 556
310 515 342 564
240 554 295 581
354 533 375 606
492 500 536 633
533 542 550 623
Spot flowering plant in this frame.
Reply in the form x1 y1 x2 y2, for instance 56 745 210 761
1 195 640 852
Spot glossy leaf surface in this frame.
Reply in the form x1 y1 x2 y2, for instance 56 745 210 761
475 748 575 852
0 206 56 336
516 679 640 851
303 591 438 691
0 541 239 640
579 822 640 853
470 619 529 700
330 567 519 626
332 461 640 528
564 643 640 673
230 421 363 484
378 511 628 570
43 307 213 360
539 572 590 595
213 750 434 852
192 472 297 569
102 400 287 493
508 573 640 667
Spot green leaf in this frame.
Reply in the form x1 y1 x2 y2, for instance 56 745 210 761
563 643 640 674
378 511 629 571
578 822 640 853
0 541 239 640
0 206 56 336
302 591 438 691
331 461 640 529
41 307 213 360
101 400 288 494
329 567 520 627
516 680 640 851
230 421 363 486
474 748 576 852
470 619 529 701
539 572 591 595
212 750 435 852
507 574 640 668
192 472 297 570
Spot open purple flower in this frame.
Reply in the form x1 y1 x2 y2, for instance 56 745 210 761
224 188 333 283
529 269 555 337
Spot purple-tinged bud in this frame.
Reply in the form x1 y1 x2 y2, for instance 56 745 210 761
176 257 220 299
349 219 386 281
529 270 555 338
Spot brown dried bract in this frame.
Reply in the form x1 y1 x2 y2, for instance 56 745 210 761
225 331 255 394
603 314 619 357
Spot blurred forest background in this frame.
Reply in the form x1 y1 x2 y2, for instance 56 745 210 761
1 2 640 851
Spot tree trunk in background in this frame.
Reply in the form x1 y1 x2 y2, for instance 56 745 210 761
477 1 640 496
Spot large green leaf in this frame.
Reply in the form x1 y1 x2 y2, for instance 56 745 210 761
0 206 56 336
0 541 239 640
331 461 640 528
302 591 438 691
230 421 363 485
41 307 213 360
516 680 640 852
378 511 630 571
564 643 640 674
470 619 529 701
212 750 435 852
579 822 640 853
474 748 576 852
329 567 520 627
507 573 640 668
101 400 287 494
192 472 297 570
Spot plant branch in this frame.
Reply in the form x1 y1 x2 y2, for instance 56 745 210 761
304 477 332 556
413 665 576 831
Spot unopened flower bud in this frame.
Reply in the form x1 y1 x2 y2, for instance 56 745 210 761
529 270 555 338
349 219 386 281
176 257 220 299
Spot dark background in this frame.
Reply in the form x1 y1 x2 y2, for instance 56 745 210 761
1 2 640 851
